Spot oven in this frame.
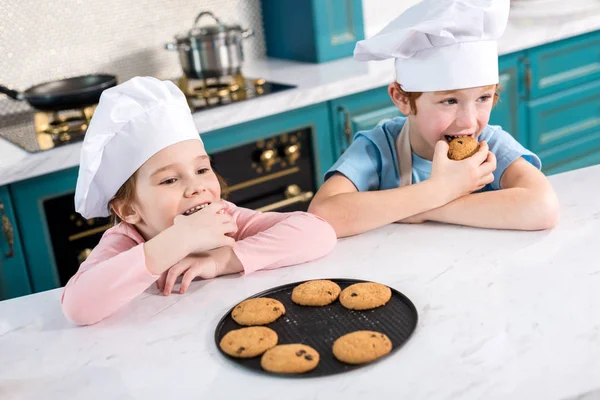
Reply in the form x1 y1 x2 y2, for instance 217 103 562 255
41 127 316 286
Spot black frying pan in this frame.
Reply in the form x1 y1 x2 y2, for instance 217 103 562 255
0 74 117 111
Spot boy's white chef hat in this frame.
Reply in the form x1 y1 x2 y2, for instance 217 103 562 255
75 76 204 219
354 0 510 92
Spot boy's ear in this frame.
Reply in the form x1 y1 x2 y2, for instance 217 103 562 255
388 83 413 115
110 200 141 224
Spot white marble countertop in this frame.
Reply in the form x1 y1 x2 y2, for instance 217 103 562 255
1 13 600 187
1 164 600 400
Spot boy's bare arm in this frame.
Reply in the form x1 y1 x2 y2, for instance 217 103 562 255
308 173 454 238
404 158 559 230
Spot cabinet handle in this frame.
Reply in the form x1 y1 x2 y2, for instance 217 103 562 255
522 57 532 100
0 201 15 258
256 185 314 213
337 106 354 146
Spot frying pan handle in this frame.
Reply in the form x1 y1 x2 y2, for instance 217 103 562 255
0 84 23 101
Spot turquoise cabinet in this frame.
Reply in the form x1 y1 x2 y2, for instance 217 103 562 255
489 53 527 145
527 30 600 99
528 80 600 172
10 168 79 292
0 186 31 300
261 0 364 63
329 85 402 163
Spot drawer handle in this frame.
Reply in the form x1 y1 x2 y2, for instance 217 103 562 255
0 201 15 258
256 185 314 213
337 106 354 146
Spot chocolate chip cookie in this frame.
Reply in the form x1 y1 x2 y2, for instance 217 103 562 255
260 344 320 374
339 282 392 310
447 136 480 160
332 331 393 364
231 298 285 326
219 326 278 358
291 279 342 306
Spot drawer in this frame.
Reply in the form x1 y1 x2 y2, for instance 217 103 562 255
528 31 600 98
528 79 600 155
544 147 600 175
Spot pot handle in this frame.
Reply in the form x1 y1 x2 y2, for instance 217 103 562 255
193 11 225 29
0 84 23 101
165 42 191 52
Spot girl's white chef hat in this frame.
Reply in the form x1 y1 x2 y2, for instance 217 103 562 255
75 76 204 219
354 0 510 92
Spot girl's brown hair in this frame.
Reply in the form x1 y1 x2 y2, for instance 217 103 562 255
393 82 501 115
108 168 229 225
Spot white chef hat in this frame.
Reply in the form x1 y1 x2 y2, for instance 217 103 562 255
75 76 204 219
354 0 510 92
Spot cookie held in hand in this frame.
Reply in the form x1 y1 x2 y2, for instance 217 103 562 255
447 136 479 160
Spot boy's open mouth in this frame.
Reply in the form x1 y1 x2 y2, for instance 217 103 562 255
182 202 211 216
444 134 474 143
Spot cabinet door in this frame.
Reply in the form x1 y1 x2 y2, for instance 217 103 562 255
527 79 600 173
329 86 402 162
489 52 527 146
10 168 80 293
0 186 31 300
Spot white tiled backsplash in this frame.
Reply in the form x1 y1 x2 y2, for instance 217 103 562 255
0 0 418 115
0 0 265 114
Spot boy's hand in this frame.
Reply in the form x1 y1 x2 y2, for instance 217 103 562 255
430 140 496 201
173 200 237 254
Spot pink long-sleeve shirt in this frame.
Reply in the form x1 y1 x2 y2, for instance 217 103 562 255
61 202 337 325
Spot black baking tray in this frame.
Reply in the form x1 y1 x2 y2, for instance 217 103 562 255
214 278 418 377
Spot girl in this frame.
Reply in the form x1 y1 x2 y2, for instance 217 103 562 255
308 0 559 238
62 76 337 325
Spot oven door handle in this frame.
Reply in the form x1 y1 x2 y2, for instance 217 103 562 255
256 185 314 213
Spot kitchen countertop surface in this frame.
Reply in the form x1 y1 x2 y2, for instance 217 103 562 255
1 13 600 186
1 164 600 400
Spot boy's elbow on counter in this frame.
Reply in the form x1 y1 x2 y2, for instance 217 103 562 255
538 191 560 230
307 201 345 238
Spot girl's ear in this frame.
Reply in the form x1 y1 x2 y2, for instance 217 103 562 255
110 200 141 224
388 83 413 115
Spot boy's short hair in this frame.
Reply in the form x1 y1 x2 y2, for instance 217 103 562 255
393 82 501 115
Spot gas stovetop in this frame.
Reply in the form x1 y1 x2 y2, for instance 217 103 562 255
0 76 296 153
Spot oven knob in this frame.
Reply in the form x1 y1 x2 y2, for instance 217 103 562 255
285 184 301 198
284 144 301 164
260 149 277 170
77 248 92 265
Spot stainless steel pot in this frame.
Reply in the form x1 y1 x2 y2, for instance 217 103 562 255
165 11 254 80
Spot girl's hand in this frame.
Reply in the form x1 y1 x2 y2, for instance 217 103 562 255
157 253 218 295
173 200 237 254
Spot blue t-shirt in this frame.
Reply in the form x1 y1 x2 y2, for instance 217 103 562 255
325 116 541 192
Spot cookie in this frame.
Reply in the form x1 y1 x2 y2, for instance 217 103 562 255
231 298 285 326
332 331 393 364
447 136 479 160
291 279 342 306
339 282 392 310
260 344 320 374
219 326 278 358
